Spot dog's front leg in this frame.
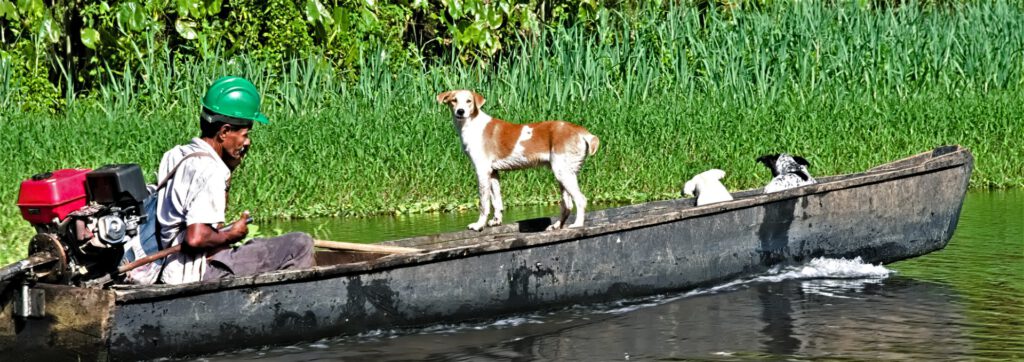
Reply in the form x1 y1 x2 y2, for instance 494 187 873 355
468 171 492 231
488 170 503 226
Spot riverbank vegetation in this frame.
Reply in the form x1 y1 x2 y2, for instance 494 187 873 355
1 1 1023 261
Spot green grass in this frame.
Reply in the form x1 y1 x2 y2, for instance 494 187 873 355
1 1 1023 262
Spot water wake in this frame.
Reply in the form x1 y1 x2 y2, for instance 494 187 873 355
688 256 891 295
596 257 892 314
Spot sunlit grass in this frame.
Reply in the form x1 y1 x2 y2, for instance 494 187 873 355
0 1 1022 262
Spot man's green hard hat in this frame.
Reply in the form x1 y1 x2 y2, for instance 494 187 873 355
201 76 269 125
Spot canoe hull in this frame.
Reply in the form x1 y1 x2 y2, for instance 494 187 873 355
0 147 973 361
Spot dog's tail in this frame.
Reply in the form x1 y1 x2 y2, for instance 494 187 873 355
583 134 600 156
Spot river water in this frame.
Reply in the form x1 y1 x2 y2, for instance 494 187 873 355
198 190 1023 361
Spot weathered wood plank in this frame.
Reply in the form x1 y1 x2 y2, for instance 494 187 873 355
0 283 115 361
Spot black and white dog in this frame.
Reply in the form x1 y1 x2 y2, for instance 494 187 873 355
756 153 816 193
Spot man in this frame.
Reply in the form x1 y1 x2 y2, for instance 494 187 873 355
156 76 314 284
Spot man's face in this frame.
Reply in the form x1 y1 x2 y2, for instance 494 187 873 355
222 125 251 170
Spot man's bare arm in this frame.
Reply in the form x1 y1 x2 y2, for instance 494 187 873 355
183 211 250 249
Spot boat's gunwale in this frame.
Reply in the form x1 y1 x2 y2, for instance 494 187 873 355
110 146 972 302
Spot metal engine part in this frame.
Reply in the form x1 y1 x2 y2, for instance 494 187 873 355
97 214 128 244
27 233 69 283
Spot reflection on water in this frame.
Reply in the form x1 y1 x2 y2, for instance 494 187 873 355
893 190 1024 360
204 271 967 361
203 190 1022 361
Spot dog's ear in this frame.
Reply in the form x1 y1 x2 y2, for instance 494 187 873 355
436 91 454 105
755 154 780 176
472 91 486 108
793 156 810 167
755 154 778 167
683 179 697 197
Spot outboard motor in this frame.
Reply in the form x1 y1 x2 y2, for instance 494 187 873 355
12 164 149 286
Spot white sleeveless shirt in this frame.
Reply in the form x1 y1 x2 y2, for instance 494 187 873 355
156 138 230 284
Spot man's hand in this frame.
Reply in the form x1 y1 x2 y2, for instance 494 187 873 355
224 211 251 241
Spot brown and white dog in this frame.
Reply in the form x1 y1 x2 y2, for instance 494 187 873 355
436 90 600 231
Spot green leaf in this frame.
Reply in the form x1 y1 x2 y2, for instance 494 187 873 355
205 0 222 17
304 0 316 22
316 0 332 24
188 0 203 19
0 1 18 21
446 0 463 18
358 7 378 32
117 2 146 32
80 28 100 49
39 18 61 44
175 0 189 16
175 0 202 19
175 18 198 40
304 0 330 24
484 6 502 29
333 6 348 33
19 0 44 19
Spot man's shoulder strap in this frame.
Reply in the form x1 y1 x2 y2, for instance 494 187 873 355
155 151 216 191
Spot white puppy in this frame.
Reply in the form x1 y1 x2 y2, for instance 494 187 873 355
756 153 816 193
682 169 733 206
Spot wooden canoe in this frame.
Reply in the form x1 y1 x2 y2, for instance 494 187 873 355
0 145 974 361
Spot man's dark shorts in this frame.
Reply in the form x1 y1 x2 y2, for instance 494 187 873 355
203 232 314 281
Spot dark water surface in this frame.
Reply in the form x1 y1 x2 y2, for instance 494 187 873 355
200 190 1023 361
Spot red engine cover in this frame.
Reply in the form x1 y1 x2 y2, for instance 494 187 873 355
17 168 92 225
